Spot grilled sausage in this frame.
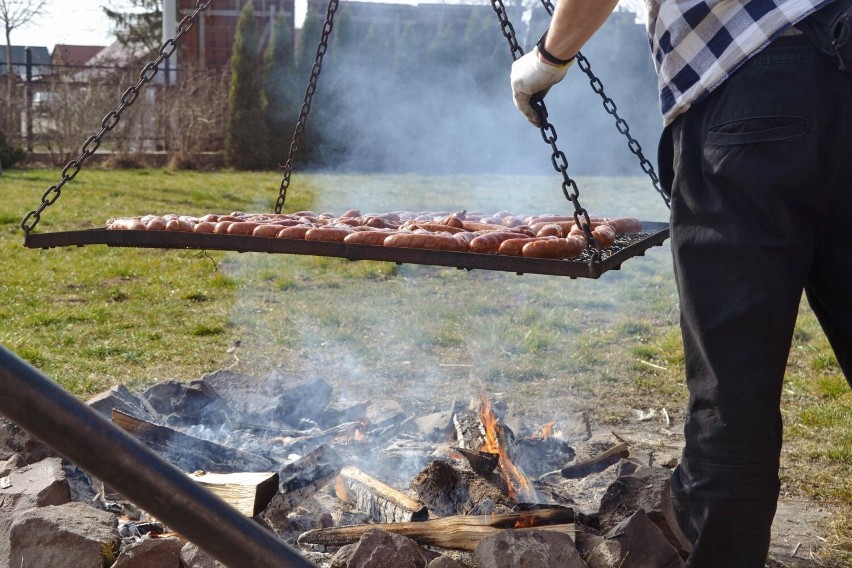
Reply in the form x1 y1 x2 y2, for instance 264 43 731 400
591 224 617 248
252 224 283 238
469 231 531 253
498 237 539 256
193 221 216 234
344 230 393 245
165 218 194 232
145 217 167 231
227 222 260 236
522 236 586 259
277 226 312 239
384 232 467 251
535 223 564 238
305 227 353 242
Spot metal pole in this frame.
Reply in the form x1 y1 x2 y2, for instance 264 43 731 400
24 47 33 152
0 345 314 568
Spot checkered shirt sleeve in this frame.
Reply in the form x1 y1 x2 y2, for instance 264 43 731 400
647 0 837 124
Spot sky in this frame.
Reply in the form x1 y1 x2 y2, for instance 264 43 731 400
10 0 643 52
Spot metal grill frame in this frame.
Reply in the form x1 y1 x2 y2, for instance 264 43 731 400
23 222 669 279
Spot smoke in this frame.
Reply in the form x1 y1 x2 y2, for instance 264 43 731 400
292 2 662 178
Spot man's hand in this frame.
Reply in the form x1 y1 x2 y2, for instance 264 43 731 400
510 47 573 126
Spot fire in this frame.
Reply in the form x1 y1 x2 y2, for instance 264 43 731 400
513 514 536 528
536 421 555 439
478 391 537 503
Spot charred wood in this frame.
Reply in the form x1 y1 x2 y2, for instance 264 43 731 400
336 466 428 523
111 410 275 473
411 459 512 517
265 444 342 516
298 508 575 551
558 442 630 479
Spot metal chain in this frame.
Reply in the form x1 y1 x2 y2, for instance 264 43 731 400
489 0 601 260
274 0 339 214
537 0 670 209
21 0 213 235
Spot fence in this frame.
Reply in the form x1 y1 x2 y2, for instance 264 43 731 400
3 52 229 166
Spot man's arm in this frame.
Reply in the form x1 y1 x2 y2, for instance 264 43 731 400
544 0 620 63
511 0 619 126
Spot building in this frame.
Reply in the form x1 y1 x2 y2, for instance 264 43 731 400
169 0 296 69
51 45 107 67
0 46 51 79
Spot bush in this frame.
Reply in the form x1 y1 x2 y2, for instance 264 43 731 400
0 131 26 170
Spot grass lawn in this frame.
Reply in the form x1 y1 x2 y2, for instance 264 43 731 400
1 168 850 564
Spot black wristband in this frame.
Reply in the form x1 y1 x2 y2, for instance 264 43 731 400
537 30 575 66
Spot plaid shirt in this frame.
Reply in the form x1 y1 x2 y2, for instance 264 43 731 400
647 0 837 124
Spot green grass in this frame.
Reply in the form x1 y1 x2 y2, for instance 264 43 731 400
1 168 850 564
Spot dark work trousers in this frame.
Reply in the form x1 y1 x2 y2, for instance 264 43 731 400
659 34 852 567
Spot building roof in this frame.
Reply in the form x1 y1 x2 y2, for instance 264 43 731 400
0 45 51 78
52 45 107 67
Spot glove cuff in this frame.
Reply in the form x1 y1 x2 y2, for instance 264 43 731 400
537 30 576 67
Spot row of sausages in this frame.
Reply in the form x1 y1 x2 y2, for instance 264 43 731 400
105 210 643 260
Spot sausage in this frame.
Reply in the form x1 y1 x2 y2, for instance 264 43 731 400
252 224 283 238
305 227 353 242
384 232 467 251
165 218 194 232
199 214 220 223
227 222 260 236
501 216 525 228
525 214 574 225
535 223 564 238
522 236 586 259
340 209 362 218
194 221 215 234
364 216 396 229
453 231 480 245
469 231 530 253
437 215 465 229
404 222 466 234
462 221 507 232
344 230 393 245
277 226 312 239
606 217 643 234
498 237 539 256
107 218 147 231
145 217 167 231
334 217 363 227
214 221 233 234
591 224 617 248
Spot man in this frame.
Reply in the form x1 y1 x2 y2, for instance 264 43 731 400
511 1 852 566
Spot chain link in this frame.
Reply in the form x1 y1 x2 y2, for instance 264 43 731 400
274 0 339 214
21 0 213 234
489 0 600 260
537 0 670 210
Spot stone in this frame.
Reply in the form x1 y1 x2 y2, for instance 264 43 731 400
597 466 687 555
586 510 683 568
553 412 592 443
0 417 54 463
111 535 183 568
86 384 157 421
473 529 588 568
0 457 71 567
320 401 369 429
365 399 406 429
415 401 465 442
427 556 465 567
329 543 357 568
0 454 26 477
180 542 227 568
8 501 119 568
347 528 427 568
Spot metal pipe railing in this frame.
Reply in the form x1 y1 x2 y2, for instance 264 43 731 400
0 344 314 568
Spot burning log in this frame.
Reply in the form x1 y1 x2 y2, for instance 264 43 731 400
298 508 575 551
336 466 428 523
412 459 512 517
111 410 275 473
188 471 279 517
264 444 342 516
452 410 486 450
558 442 630 479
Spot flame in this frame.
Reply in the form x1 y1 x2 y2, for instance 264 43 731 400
513 514 536 528
479 391 537 503
536 421 555 439
353 429 365 441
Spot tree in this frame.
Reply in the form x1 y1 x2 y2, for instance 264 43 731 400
103 0 163 54
263 12 297 167
0 0 47 138
225 0 269 170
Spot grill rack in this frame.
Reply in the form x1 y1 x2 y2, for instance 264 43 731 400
23 222 669 279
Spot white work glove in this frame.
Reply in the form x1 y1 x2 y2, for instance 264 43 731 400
510 46 573 126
